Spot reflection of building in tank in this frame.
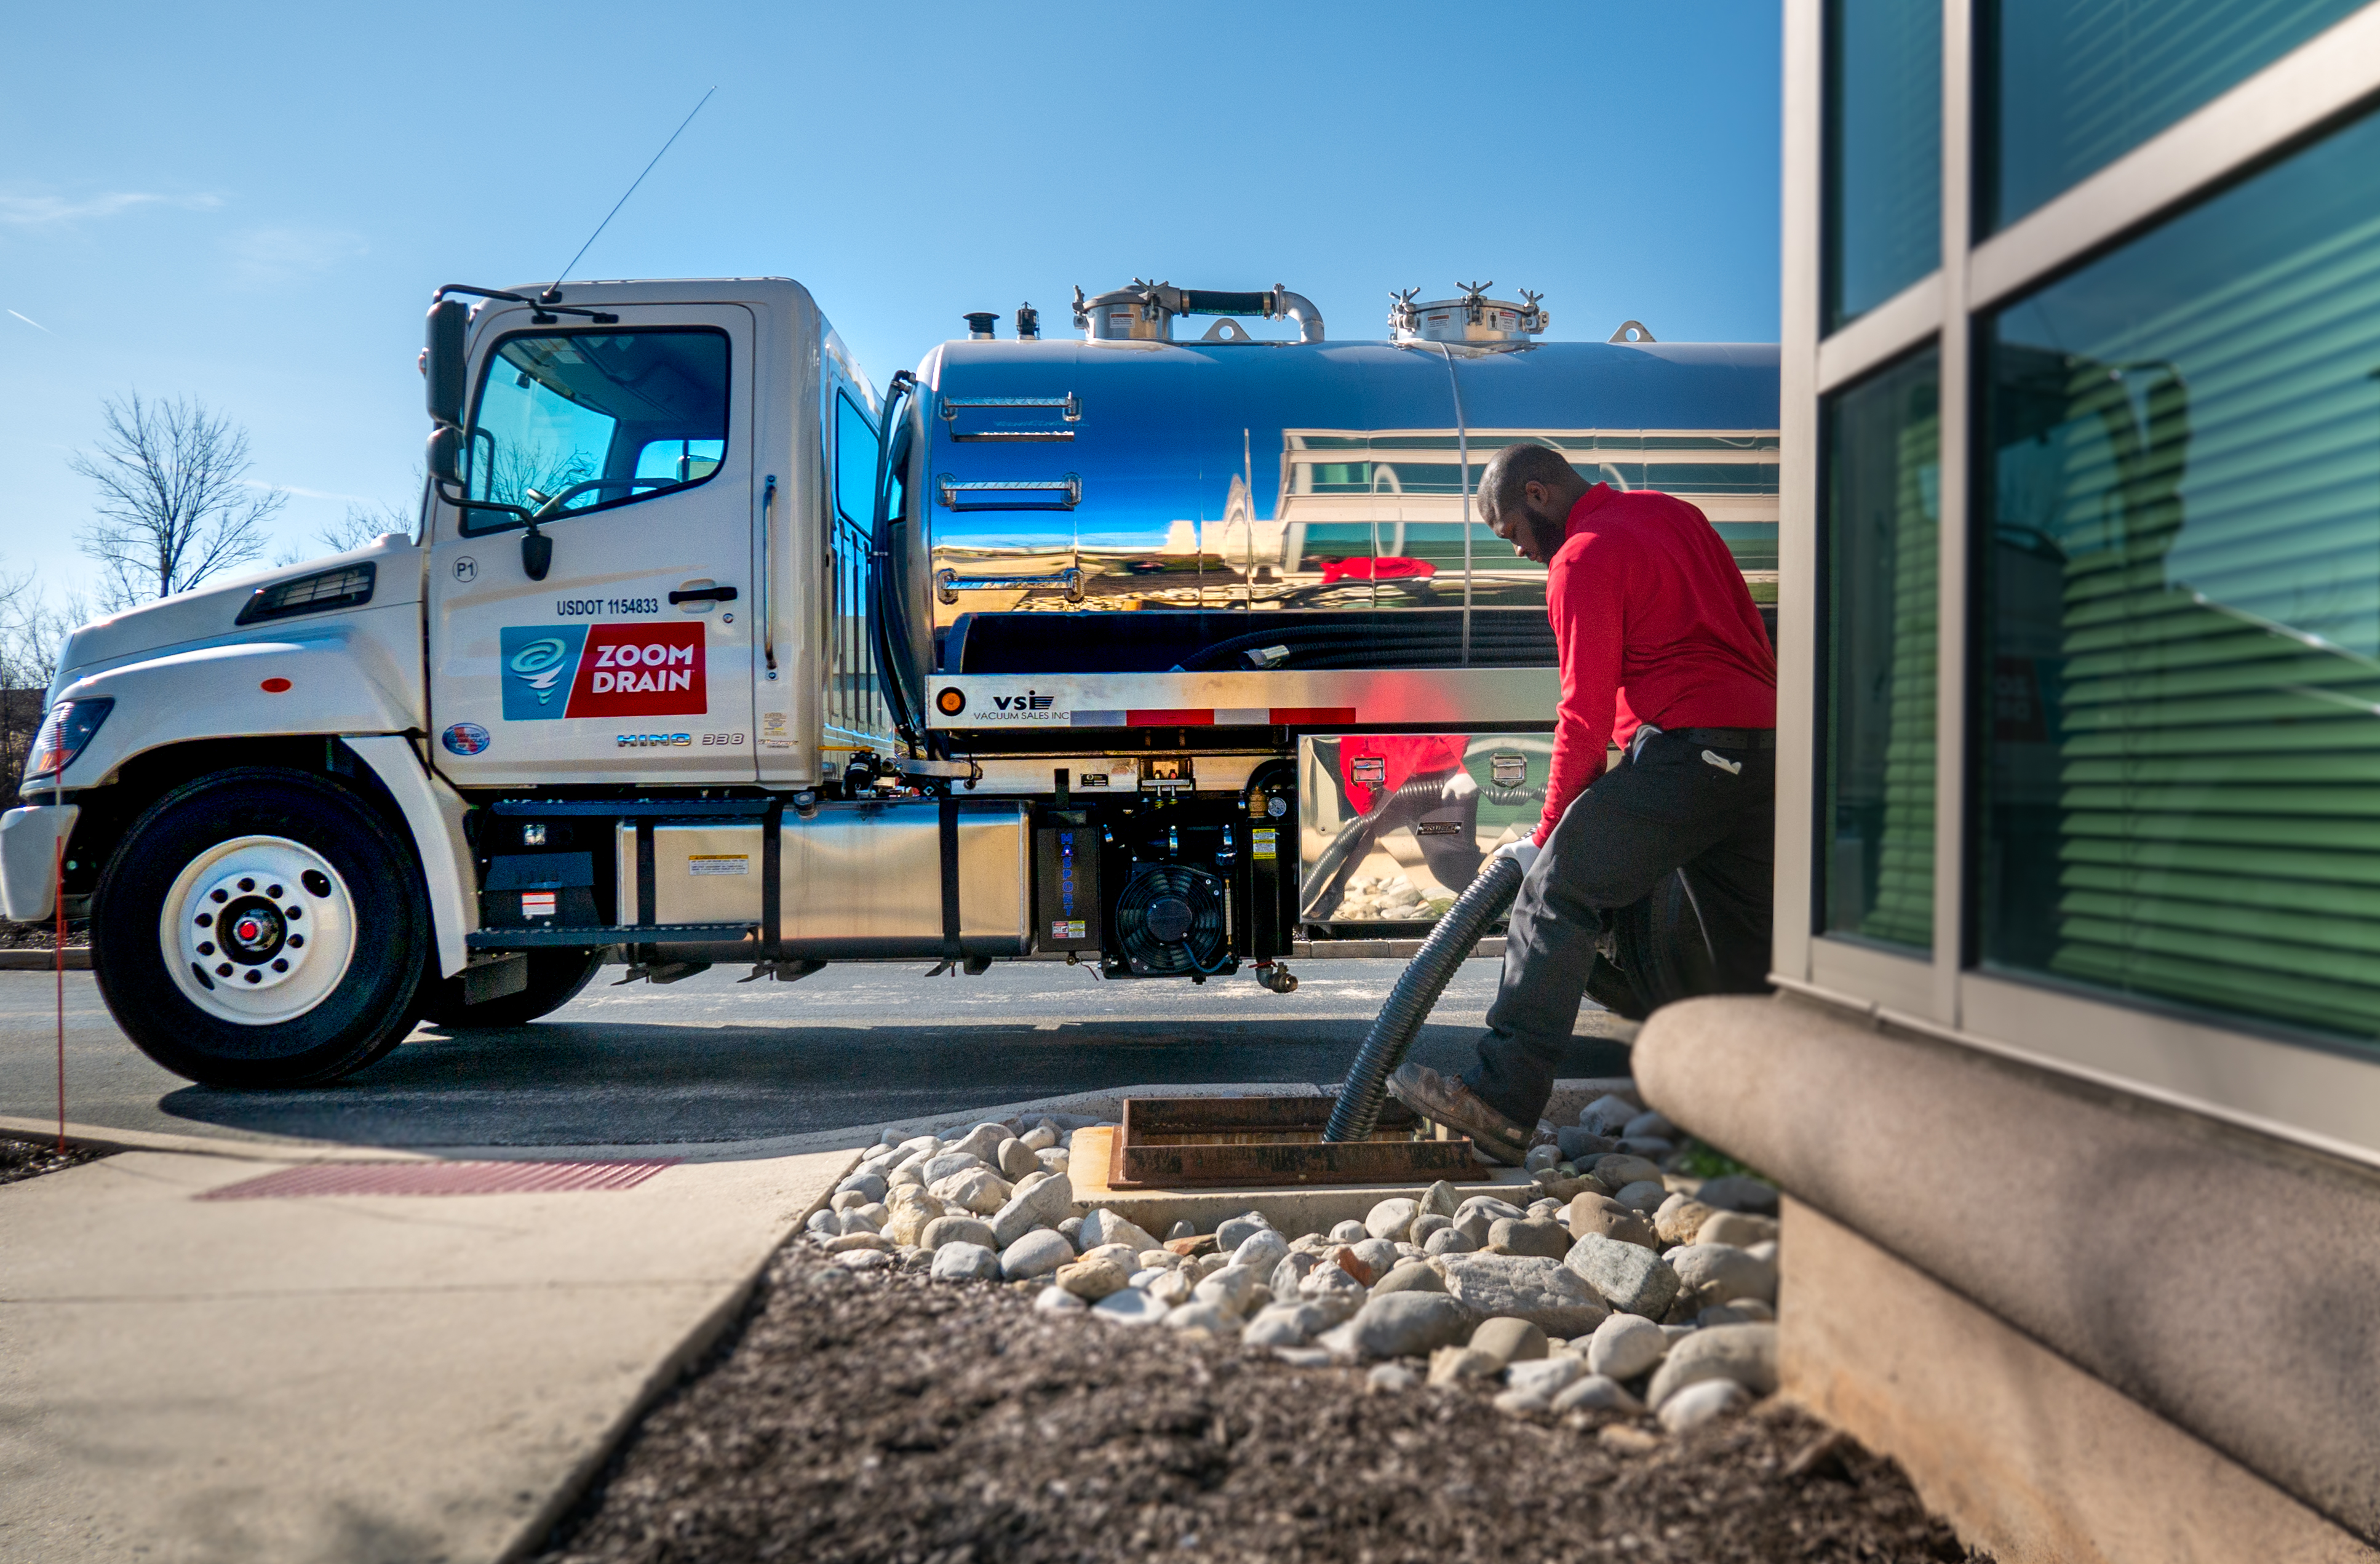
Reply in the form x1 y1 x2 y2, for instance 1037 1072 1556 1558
1267 429 1781 610
930 428 1780 620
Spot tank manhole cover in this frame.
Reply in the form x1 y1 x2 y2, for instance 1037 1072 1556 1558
196 1159 681 1200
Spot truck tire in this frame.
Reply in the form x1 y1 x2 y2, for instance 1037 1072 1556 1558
417 948 605 1029
90 768 432 1088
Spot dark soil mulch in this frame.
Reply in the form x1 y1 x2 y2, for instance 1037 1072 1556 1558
0 921 87 949
0 1138 111 1186
536 1250 1986 1564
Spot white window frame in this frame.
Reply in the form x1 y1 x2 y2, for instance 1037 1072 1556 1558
1777 0 2380 1168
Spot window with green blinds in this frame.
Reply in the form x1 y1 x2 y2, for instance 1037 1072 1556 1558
1981 0 2370 233
1824 0 1942 331
1825 349 1939 949
1980 106 2380 1044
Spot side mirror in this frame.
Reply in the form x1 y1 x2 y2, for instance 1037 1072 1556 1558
424 298 469 427
426 423 465 487
520 525 553 581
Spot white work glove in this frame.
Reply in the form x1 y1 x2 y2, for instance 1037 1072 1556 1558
1490 838 1540 876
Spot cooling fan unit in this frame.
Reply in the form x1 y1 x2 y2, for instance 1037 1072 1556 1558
1112 864 1230 976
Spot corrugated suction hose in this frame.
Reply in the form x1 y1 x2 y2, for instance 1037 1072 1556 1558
1323 852 1526 1143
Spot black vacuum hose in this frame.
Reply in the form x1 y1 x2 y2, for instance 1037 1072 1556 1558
1324 851 1526 1143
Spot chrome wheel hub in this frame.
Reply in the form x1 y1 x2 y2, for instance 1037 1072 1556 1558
162 836 357 1025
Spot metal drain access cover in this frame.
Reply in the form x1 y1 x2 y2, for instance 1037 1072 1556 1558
196 1159 680 1200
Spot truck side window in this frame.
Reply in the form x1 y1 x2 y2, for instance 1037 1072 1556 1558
835 391 878 525
463 329 730 535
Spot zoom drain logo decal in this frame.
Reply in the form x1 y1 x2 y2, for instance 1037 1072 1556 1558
499 623 707 721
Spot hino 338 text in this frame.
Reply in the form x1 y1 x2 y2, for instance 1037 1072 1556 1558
2 276 1777 1085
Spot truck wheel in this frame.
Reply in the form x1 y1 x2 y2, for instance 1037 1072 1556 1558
90 768 431 1088
418 948 606 1029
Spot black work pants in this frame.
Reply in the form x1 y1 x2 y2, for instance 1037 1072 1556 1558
1463 730 1775 1126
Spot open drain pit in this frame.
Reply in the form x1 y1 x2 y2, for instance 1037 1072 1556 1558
1106 1095 1494 1189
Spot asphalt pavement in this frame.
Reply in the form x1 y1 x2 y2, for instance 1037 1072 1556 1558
0 960 1633 1154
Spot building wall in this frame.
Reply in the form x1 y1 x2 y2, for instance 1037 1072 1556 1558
1777 0 2380 1171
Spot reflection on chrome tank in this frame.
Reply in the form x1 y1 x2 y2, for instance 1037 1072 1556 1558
894 285 1780 678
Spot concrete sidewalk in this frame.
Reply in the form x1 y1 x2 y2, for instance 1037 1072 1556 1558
0 1144 858 1563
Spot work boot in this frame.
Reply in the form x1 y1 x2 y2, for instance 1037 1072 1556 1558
1385 1063 1531 1167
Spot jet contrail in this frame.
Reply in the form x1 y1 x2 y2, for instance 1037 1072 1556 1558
7 309 50 333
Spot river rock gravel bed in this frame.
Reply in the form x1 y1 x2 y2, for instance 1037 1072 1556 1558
537 1091 1986 1562
535 1252 1980 1564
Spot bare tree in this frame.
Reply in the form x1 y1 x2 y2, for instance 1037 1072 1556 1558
0 572 88 781
71 393 289 610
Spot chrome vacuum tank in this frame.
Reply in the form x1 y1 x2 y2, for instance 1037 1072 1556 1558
890 282 1779 681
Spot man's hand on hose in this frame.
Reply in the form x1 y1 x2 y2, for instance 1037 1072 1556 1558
1489 837 1539 876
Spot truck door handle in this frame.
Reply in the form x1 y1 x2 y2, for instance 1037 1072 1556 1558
668 585 739 605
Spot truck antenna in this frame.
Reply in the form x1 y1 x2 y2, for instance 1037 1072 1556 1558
539 87 717 304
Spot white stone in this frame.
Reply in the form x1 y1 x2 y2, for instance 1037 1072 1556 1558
1586 1313 1670 1381
1147 1269 1198 1307
1364 1197 1420 1242
929 1167 1014 1216
1367 1363 1420 1392
1578 1093 1638 1136
1327 1219 1367 1243
948 1122 1012 1163
929 1242 1000 1282
1077 1242 1140 1272
1667 1243 1777 1306
1021 1125 1058 1152
920 1151 987 1184
1194 1264 1260 1316
1000 1229 1075 1282
1657 1377 1749 1432
1550 1374 1644 1414
1438 1253 1609 1335
1614 1180 1670 1215
1230 1228 1291 1275
1034 1285 1087 1315
1214 1213 1272 1251
1646 1323 1778 1409
1623 1110 1674 1141
1164 1301 1236 1335
1454 1195 1528 1224
1090 1288 1171 1327
990 1169 1075 1247
1505 1356 1586 1397
835 1171 888 1203
1077 1208 1161 1255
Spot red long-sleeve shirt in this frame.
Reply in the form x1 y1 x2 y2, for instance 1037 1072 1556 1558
1534 484 1776 845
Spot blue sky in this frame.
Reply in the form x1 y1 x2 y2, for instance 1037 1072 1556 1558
0 1 1781 605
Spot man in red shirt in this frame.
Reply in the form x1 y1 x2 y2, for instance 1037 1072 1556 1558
1389 443 1777 1162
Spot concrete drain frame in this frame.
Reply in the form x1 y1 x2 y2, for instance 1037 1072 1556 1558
1105 1096 1496 1188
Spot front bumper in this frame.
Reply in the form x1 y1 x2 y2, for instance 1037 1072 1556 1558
1 804 80 923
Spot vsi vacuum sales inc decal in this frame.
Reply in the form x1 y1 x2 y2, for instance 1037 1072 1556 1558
501 623 708 720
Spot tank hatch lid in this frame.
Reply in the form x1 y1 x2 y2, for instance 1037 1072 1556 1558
1390 282 1548 344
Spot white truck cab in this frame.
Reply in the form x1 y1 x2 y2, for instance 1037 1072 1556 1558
4 275 1778 1086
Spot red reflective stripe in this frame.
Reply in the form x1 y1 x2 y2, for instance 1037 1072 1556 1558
1126 709 1213 726
1269 707 1356 725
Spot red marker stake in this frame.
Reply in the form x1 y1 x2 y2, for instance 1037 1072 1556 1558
54 835 66 1153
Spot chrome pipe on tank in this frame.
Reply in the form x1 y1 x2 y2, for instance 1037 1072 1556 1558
1070 281 1325 343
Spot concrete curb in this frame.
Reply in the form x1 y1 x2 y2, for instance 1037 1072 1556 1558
2 1077 1638 1168
494 1144 864 1563
0 1115 441 1162
0 948 89 970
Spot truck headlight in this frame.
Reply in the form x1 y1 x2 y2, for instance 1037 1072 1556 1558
23 698 113 784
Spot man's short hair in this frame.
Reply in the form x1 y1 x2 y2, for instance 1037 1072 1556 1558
1480 442 1581 521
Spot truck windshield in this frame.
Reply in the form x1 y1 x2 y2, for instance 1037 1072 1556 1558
464 329 729 533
